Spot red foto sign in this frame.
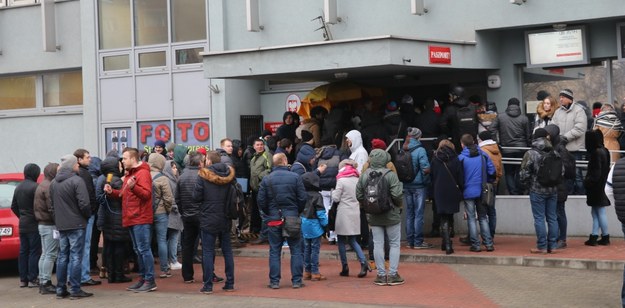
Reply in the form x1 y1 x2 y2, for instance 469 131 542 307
429 46 451 64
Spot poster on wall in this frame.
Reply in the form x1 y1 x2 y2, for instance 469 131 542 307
105 127 131 156
138 119 211 153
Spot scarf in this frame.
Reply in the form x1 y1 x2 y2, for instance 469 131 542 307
336 164 359 180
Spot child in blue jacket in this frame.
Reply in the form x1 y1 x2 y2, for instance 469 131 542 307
301 172 328 281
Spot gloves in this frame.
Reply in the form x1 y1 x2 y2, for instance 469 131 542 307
560 136 569 145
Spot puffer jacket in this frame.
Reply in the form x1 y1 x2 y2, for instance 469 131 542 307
34 163 57 225
584 130 611 207
193 163 235 233
50 166 91 231
356 149 404 226
519 138 559 195
176 166 201 222
257 165 307 222
250 150 272 192
97 157 129 241
403 138 430 189
316 145 344 190
479 140 503 184
458 145 495 199
11 164 41 233
300 172 328 239
110 162 153 227
489 105 531 154
148 153 173 215
346 130 368 174
610 159 625 223
552 102 587 152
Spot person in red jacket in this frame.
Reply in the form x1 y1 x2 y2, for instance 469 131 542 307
104 147 156 293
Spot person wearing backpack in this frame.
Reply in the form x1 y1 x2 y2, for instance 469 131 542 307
583 130 611 246
148 153 174 279
356 149 404 286
458 134 496 253
402 127 433 249
440 86 477 151
519 128 561 254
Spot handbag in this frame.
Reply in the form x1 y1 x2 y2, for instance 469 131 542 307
480 155 496 208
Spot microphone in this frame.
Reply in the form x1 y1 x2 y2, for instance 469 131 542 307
106 173 113 184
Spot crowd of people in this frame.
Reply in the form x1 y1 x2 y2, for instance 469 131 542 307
10 85 625 299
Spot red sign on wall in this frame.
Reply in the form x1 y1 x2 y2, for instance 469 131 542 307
264 122 282 135
429 45 451 64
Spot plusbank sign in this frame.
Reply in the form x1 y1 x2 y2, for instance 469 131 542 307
138 119 210 152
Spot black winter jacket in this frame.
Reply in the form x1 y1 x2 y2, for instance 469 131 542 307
489 105 531 154
97 157 129 241
11 163 40 233
193 163 235 233
78 165 98 214
430 146 464 215
50 167 91 231
611 158 625 223
315 145 345 190
584 130 611 207
176 166 201 222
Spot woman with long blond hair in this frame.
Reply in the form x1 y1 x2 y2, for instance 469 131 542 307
534 96 559 132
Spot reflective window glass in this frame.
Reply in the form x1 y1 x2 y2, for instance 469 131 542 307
172 0 207 42
0 76 36 110
98 0 131 49
175 48 203 65
103 55 130 71
139 51 167 68
44 71 83 107
134 0 168 46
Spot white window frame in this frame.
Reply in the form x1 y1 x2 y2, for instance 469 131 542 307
135 46 169 74
172 43 205 71
100 51 133 77
8 0 37 6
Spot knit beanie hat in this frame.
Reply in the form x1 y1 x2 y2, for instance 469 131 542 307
371 138 387 150
154 140 166 148
478 131 493 142
301 130 314 142
406 127 422 139
508 98 520 106
533 128 549 139
536 90 550 101
559 89 574 101
60 154 77 170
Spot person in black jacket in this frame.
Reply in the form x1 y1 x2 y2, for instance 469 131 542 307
192 152 236 294
97 157 131 284
11 163 41 288
50 155 93 299
583 130 612 246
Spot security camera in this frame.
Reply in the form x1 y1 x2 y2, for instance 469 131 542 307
510 0 526 5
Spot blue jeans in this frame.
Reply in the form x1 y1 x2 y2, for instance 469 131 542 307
267 226 303 285
200 229 234 291
18 231 41 283
38 225 59 284
557 201 567 242
337 235 366 266
167 228 180 264
129 224 155 282
56 229 85 294
464 198 493 248
404 187 427 246
487 204 496 238
371 223 401 276
529 192 558 250
80 215 94 282
303 236 321 274
154 213 170 272
591 206 609 236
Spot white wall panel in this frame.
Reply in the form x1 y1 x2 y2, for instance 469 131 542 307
136 74 171 119
172 71 210 118
100 77 135 121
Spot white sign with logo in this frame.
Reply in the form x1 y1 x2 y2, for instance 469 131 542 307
286 94 301 112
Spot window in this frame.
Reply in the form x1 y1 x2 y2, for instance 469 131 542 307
134 0 168 46
98 0 132 49
175 47 203 65
103 54 130 71
44 71 83 107
172 0 207 42
139 51 167 68
612 61 625 110
0 76 36 110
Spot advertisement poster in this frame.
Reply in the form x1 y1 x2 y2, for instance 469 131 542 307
138 119 210 153
105 127 131 156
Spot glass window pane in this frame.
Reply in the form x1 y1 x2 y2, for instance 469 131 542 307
103 55 130 71
172 0 206 42
44 71 83 107
175 48 203 65
134 0 168 46
98 0 131 49
613 61 625 110
523 64 608 106
0 76 36 110
139 51 166 68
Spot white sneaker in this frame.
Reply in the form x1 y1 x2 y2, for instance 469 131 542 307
170 262 182 270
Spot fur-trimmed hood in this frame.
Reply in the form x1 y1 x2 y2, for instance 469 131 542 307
536 99 559 120
198 163 235 185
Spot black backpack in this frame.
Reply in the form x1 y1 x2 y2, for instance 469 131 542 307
224 181 245 220
456 105 478 138
393 145 420 183
536 150 563 187
362 169 393 214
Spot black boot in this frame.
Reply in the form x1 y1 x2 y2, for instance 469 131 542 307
115 272 132 283
584 234 599 246
39 281 56 294
598 234 610 246
339 264 349 277
357 262 369 278
442 220 454 255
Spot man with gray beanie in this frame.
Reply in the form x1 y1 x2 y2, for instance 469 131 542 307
50 155 93 299
489 97 531 195
552 88 587 195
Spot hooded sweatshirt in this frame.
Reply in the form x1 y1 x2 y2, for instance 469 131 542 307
292 143 316 176
148 153 173 214
34 163 58 225
96 157 129 241
346 130 368 174
193 163 235 233
356 149 404 226
11 163 41 233
50 166 91 231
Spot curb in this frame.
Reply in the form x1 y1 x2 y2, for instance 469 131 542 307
228 248 625 271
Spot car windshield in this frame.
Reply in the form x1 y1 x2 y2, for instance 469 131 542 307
0 183 18 209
